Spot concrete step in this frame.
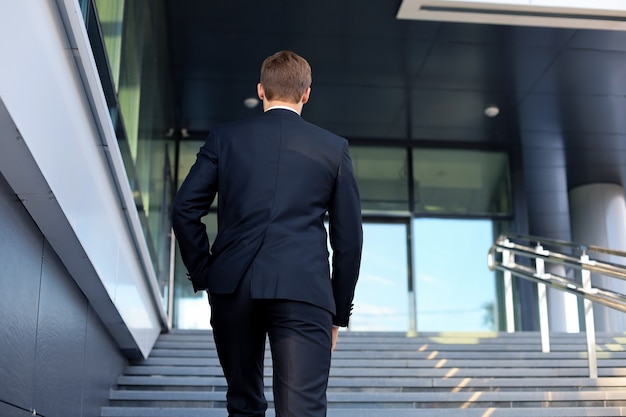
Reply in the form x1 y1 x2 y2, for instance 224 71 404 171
137 350 626 363
115 375 626 391
159 329 626 340
109 388 626 407
156 331 626 346
121 364 626 378
101 406 626 416
152 340 622 352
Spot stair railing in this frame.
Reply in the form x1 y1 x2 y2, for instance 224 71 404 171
488 234 626 378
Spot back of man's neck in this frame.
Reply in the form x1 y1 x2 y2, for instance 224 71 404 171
264 100 302 115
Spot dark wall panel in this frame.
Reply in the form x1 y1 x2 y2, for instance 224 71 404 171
0 175 43 411
33 240 88 416
0 171 127 417
83 306 126 417
0 401 25 417
522 140 572 241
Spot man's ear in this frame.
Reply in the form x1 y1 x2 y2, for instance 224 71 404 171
257 83 265 100
301 87 311 104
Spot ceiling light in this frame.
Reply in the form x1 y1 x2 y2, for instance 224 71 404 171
396 0 626 31
244 97 259 108
484 105 500 118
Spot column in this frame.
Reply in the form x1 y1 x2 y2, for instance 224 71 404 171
569 183 626 332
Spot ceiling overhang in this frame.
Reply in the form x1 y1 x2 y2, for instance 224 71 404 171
397 0 626 31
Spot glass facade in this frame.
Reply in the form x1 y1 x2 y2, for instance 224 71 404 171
351 145 512 218
348 145 510 331
85 0 176 315
171 140 512 331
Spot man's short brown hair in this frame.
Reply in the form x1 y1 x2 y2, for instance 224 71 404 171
260 51 312 103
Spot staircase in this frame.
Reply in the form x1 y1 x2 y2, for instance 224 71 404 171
102 330 626 416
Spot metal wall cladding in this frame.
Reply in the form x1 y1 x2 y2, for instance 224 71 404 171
83 307 127 417
0 400 23 417
34 240 88 415
0 175 42 412
0 173 126 417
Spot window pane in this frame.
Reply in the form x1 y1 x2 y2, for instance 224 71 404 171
413 149 511 216
94 0 125 88
350 223 409 331
350 146 409 213
177 140 205 188
173 212 217 329
173 140 218 329
414 218 497 331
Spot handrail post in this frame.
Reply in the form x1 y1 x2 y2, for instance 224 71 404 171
168 228 176 329
580 253 598 378
502 239 516 333
407 220 417 337
535 243 550 353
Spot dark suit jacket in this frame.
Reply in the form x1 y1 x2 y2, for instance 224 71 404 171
172 108 362 327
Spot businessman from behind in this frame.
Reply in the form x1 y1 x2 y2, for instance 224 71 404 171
172 50 363 417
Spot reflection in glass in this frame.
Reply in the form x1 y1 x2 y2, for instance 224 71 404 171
349 146 409 214
91 0 176 315
413 149 511 216
94 0 124 88
177 141 206 188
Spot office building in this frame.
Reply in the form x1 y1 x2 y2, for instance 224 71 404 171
2 1 626 415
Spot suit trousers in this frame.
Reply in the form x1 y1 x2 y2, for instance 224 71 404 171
208 271 333 417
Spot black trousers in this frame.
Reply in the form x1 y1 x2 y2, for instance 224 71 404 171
208 273 332 417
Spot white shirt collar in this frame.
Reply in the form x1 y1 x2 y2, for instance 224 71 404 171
266 105 300 115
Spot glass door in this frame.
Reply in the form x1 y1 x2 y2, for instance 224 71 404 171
349 222 410 331
413 218 497 332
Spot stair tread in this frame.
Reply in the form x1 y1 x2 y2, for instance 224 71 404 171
102 406 626 416
148 349 626 360
127 358 626 369
161 329 626 338
151 343 622 352
110 389 626 401
116 374 626 388
138 351 626 363
121 365 626 378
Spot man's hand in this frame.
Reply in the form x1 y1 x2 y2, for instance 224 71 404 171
331 326 339 352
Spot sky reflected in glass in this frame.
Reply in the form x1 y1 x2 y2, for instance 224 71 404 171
414 218 496 332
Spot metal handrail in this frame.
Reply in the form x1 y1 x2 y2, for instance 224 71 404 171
490 261 626 313
490 235 626 280
488 233 626 378
498 233 626 259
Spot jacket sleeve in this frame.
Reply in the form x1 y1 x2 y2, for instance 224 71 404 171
328 141 363 327
171 131 218 292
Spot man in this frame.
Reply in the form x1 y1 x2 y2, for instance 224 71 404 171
172 50 362 417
